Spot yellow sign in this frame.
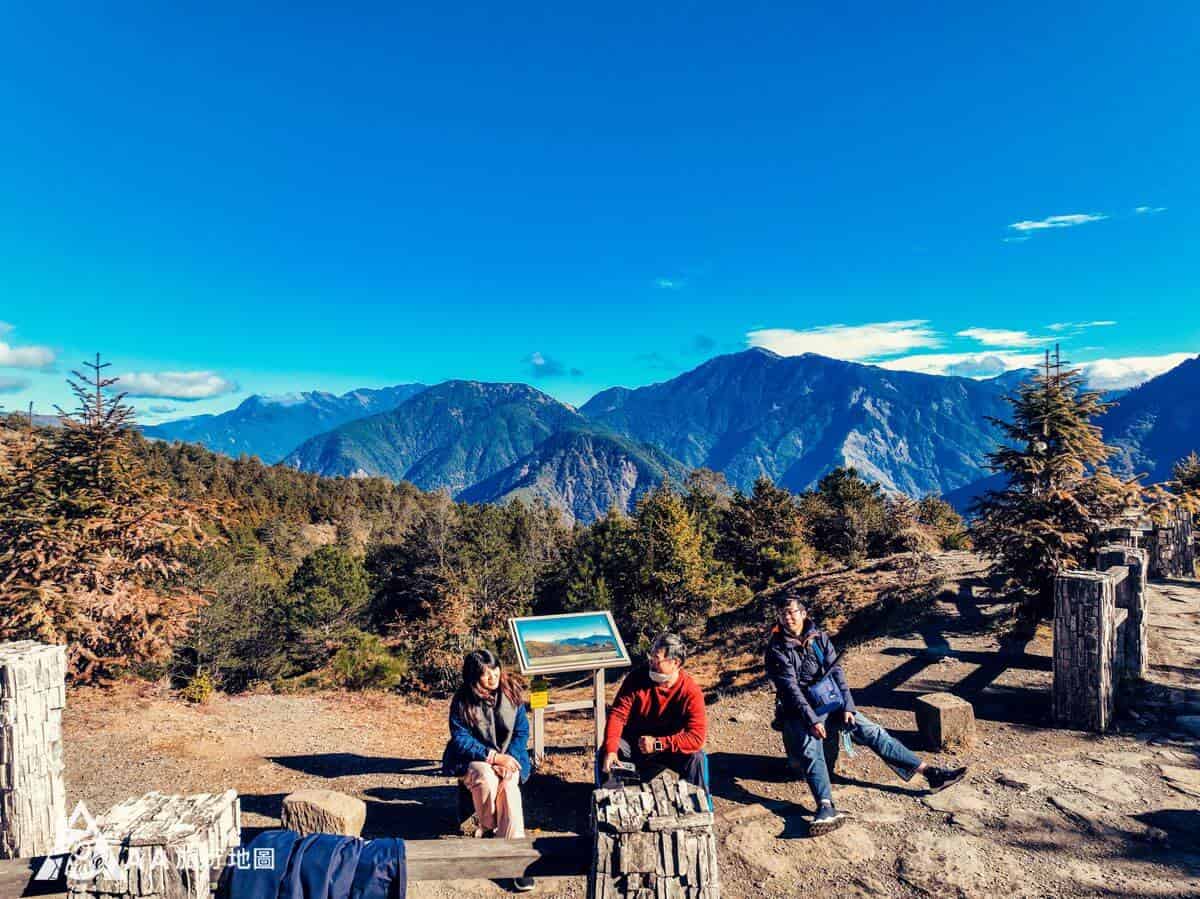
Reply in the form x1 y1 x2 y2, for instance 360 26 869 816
530 676 549 709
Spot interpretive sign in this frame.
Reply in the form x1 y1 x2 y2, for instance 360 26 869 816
508 611 630 676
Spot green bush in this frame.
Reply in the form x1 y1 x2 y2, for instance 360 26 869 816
180 670 215 704
330 631 408 690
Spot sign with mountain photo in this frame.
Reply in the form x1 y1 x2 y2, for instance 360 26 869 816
508 611 631 675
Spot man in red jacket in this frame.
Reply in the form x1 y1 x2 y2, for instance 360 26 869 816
598 633 710 795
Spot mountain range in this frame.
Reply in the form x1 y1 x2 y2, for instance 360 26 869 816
143 384 424 464
140 350 1200 522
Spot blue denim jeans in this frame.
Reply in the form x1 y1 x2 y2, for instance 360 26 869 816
781 711 921 805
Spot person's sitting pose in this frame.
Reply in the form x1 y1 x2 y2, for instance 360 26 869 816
440 649 534 892
765 593 967 834
598 632 710 799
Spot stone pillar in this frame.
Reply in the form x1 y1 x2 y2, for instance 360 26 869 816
589 772 719 899
1053 571 1118 732
1148 506 1197 579
65 790 241 899
0 641 67 859
1098 545 1149 679
913 692 976 749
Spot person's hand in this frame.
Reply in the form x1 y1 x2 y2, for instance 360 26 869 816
601 751 618 773
843 710 856 727
809 722 827 739
492 762 509 779
637 735 658 754
493 753 520 775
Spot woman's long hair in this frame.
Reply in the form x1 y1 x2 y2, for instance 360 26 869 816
450 649 526 725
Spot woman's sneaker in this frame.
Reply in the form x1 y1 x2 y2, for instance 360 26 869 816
809 801 847 835
511 876 536 892
925 765 968 793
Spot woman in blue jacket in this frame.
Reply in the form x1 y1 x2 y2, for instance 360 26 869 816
440 649 532 850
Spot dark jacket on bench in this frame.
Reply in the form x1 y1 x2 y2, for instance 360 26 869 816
765 625 856 727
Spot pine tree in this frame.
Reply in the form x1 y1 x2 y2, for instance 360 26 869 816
716 476 814 591
806 467 888 566
970 348 1141 614
0 355 214 682
626 486 712 648
1172 451 1200 508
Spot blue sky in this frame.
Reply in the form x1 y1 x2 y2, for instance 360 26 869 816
2 3 1197 421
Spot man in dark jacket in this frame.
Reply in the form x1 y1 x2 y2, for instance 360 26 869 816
765 593 966 834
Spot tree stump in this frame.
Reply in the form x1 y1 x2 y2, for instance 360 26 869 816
914 692 975 749
0 641 67 859
281 789 366 837
589 771 719 899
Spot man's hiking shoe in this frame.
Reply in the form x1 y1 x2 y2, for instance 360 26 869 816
511 876 536 892
926 765 968 793
809 801 847 835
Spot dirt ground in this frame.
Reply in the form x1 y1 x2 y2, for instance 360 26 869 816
62 552 1200 897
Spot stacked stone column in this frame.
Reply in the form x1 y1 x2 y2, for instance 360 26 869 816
1053 571 1119 732
589 772 719 899
0 640 68 859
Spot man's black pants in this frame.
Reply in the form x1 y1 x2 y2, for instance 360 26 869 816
595 737 710 795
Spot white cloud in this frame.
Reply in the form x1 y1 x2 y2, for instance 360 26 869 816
1079 353 1196 391
1008 213 1107 232
1134 205 1167 214
654 278 684 290
878 351 1041 379
0 338 56 369
877 349 1195 390
0 375 31 394
117 371 238 400
1047 320 1117 332
747 320 941 361
0 323 55 368
956 327 1055 349
1002 235 1031 244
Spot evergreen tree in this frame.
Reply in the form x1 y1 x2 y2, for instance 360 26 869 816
806 466 888 566
917 495 970 549
0 356 213 682
1172 451 1200 506
559 507 638 614
626 486 712 648
970 348 1141 613
681 468 732 554
716 476 813 591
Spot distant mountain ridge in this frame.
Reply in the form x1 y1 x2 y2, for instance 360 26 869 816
581 348 1014 496
458 427 689 523
285 380 588 494
143 350 1199 523
1102 356 1200 483
143 384 425 463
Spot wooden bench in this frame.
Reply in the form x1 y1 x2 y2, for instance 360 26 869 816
0 835 591 897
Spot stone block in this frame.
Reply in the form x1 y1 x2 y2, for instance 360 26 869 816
281 789 366 837
914 692 975 749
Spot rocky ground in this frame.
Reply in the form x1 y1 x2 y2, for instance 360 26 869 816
62 552 1200 897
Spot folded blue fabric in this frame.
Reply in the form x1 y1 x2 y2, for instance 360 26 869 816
351 837 407 899
282 834 363 899
222 830 300 899
220 830 405 899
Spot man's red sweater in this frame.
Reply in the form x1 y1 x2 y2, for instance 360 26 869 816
602 668 707 755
